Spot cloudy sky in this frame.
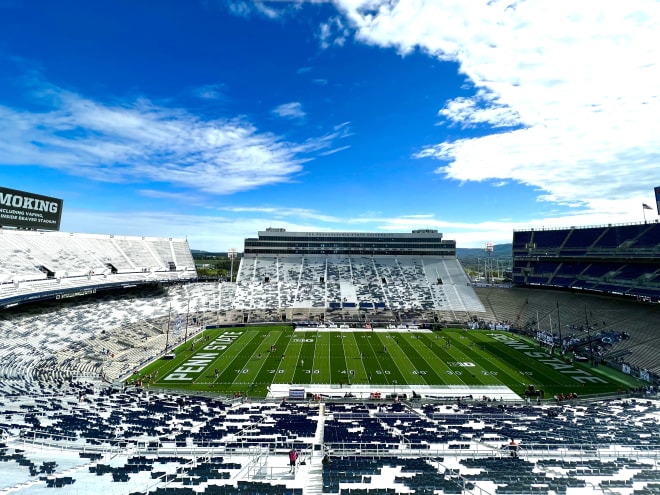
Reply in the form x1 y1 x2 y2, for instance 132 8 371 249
0 0 658 251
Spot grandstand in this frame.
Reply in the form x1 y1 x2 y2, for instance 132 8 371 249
0 229 196 308
1 226 660 494
1 386 659 494
510 221 660 380
512 221 660 302
235 228 485 323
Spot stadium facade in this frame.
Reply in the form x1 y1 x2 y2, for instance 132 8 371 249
512 221 660 303
244 227 456 256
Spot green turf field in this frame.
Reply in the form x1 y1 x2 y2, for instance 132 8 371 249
129 326 644 398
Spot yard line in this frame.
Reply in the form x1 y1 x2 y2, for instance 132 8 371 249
415 333 471 387
394 335 443 386
205 330 262 386
445 332 517 387
357 332 390 385
343 332 369 385
274 330 303 385
226 330 274 388
369 333 406 386
339 332 352 386
268 330 295 376
313 331 331 385
382 334 427 387
244 330 286 391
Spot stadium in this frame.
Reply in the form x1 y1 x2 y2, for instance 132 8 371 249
1 187 659 495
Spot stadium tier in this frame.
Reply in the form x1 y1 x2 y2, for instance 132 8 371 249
512 222 660 302
234 255 483 314
1 227 660 494
235 228 485 319
1 387 659 494
0 228 197 307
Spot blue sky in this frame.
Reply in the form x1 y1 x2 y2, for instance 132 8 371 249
0 0 658 251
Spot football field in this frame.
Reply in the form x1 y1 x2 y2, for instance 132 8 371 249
131 326 643 399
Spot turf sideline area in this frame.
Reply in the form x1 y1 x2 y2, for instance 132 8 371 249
285 325 520 400
266 383 518 401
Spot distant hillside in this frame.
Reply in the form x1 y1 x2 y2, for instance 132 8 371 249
456 243 512 259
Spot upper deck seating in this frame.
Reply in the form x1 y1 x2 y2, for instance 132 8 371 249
0 229 197 306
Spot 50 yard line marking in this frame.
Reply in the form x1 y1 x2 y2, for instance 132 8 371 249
364 333 390 383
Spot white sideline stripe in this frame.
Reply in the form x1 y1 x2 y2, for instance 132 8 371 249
294 326 433 333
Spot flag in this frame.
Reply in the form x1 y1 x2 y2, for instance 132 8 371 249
643 203 652 210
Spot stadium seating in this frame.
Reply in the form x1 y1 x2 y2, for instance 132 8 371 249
2 226 660 494
1 386 658 494
513 223 660 303
233 255 483 317
0 229 196 307
474 285 660 376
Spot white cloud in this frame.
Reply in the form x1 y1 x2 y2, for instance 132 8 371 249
63 206 349 252
62 198 659 252
192 83 226 100
0 78 347 195
219 205 342 223
61 207 251 252
318 145 350 156
343 205 660 249
271 101 306 120
226 0 281 19
439 89 522 128
332 0 660 218
319 15 350 49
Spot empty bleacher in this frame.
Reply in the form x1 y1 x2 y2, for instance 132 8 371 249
474 285 660 375
513 222 660 303
0 382 658 495
233 255 484 316
0 229 197 307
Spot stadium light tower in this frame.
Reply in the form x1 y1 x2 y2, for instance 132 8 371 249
228 248 237 282
484 242 494 284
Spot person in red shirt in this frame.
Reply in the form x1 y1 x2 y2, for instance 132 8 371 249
288 448 298 473
509 439 518 457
